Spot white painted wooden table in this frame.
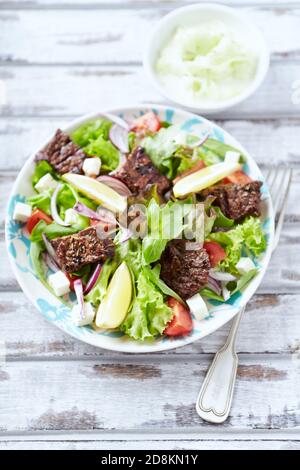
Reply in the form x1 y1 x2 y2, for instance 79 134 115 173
0 0 300 450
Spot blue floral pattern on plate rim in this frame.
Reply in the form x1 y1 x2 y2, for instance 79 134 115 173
5 104 274 353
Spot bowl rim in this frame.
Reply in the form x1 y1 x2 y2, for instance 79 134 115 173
143 2 270 113
5 103 274 353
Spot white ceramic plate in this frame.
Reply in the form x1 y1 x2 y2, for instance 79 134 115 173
5 104 274 353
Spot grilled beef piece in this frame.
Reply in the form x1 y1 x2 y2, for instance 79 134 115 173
50 227 115 273
160 239 211 300
35 129 86 174
202 181 262 222
114 146 171 197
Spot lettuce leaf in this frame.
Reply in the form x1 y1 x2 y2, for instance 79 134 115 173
71 118 120 172
213 206 234 228
227 268 258 295
32 161 54 187
121 269 172 341
115 238 173 340
30 220 81 243
28 192 51 215
84 136 120 172
85 259 117 307
209 216 266 274
143 264 183 303
142 198 192 265
71 118 112 148
142 125 244 179
142 125 180 178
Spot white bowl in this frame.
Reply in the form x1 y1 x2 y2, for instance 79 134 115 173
144 3 270 114
5 104 274 353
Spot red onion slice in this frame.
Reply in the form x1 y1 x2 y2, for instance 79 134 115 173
73 201 117 226
96 175 132 197
109 123 129 153
42 233 57 260
209 270 236 282
42 252 60 273
83 263 102 295
51 183 70 227
207 276 222 296
74 279 84 320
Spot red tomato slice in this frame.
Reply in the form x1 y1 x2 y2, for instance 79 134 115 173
164 297 193 337
131 111 161 133
26 209 52 234
203 241 226 268
173 160 206 184
223 170 252 185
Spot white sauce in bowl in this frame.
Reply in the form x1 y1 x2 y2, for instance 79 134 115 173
155 20 258 104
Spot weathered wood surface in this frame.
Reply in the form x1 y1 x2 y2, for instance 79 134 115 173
0 62 299 119
1 292 300 358
0 0 299 450
0 7 300 65
0 355 299 433
0 436 300 450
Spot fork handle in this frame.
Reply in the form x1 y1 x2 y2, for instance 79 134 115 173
196 308 244 423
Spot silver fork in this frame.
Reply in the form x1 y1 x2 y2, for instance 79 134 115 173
196 166 293 424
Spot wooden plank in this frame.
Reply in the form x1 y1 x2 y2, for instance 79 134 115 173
0 62 299 119
0 7 300 65
0 354 299 432
1 292 300 358
2 1 300 8
0 438 299 450
1 117 300 171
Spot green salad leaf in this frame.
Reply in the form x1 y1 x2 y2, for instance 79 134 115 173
121 269 172 341
71 118 120 172
29 242 46 285
142 198 192 265
84 136 120 172
32 161 54 187
200 287 224 302
71 118 112 148
28 192 51 215
142 125 179 178
143 264 183 303
209 216 266 274
30 220 81 243
141 125 244 179
85 259 117 307
201 138 245 163
227 268 258 295
213 206 234 228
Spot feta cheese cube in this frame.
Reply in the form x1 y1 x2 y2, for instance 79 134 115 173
35 172 58 193
83 157 101 177
64 208 79 225
48 271 70 297
225 151 240 165
186 293 208 321
13 202 32 223
236 257 256 274
71 301 95 326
